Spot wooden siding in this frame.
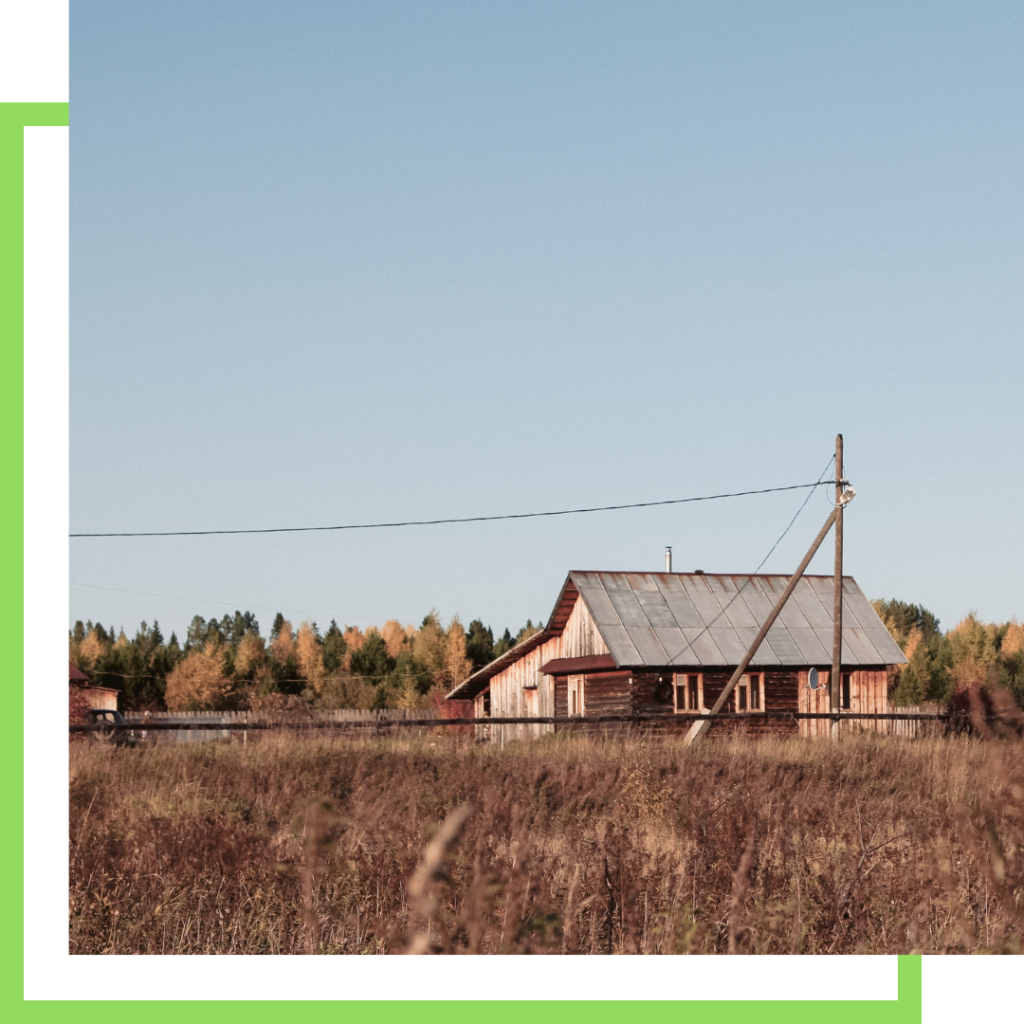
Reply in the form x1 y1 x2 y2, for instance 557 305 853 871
633 670 800 737
632 672 675 717
486 593 897 743
798 669 891 737
489 596 611 744
581 672 632 716
473 689 491 742
79 686 118 711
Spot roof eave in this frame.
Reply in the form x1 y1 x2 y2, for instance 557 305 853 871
446 573 587 700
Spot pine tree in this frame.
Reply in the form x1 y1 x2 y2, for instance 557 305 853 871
493 628 515 658
465 619 494 670
349 631 394 679
892 628 929 706
322 620 347 674
186 615 208 651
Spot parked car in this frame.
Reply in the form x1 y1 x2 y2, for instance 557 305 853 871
88 708 145 747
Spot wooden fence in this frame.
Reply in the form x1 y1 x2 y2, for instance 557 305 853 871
72 708 980 742
114 708 442 744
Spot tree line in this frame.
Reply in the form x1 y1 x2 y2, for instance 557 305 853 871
68 610 543 713
873 599 1024 709
69 598 1023 713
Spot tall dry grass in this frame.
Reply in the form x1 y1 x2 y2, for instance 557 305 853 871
69 730 1023 954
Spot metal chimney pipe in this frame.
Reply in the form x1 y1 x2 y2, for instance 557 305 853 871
665 546 672 572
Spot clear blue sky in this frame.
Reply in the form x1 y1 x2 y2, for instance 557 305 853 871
70 1 1023 643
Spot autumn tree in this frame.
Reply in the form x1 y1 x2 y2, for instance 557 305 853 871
269 618 301 692
69 684 91 728
78 627 106 666
317 673 379 711
394 674 427 710
1000 620 1024 706
947 614 999 690
412 611 448 684
445 616 473 689
381 619 412 660
164 643 232 711
296 621 326 694
342 626 365 662
234 632 267 679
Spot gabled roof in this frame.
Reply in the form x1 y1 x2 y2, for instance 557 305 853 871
570 572 906 669
447 571 905 700
69 660 90 682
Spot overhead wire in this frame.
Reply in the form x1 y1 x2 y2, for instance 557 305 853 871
69 581 379 624
659 455 838 662
71 480 837 538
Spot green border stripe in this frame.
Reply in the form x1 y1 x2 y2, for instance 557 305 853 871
2 100 67 1017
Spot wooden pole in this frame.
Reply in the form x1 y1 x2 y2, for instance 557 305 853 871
684 506 838 745
831 434 844 740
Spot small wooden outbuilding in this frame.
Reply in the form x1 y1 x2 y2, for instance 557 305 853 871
70 660 118 711
446 571 907 743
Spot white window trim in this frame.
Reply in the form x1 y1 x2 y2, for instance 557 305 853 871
735 672 765 713
672 672 703 713
567 674 585 717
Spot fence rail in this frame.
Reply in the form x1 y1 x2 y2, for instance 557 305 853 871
122 708 440 722
71 709 983 734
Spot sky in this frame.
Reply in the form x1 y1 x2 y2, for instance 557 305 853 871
70 1 1023 644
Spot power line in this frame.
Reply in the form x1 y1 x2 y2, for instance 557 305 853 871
660 457 837 661
69 582 380 624
71 480 836 538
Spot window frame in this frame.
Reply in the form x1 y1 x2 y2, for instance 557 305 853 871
735 671 765 713
567 674 585 717
672 672 703 713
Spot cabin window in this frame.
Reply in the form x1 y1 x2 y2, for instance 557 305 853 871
842 673 852 710
673 673 701 713
568 674 585 716
736 673 763 712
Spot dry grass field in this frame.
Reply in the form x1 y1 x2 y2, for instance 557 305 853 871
69 730 1023 954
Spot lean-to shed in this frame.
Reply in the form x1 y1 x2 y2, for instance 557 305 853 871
446 571 907 743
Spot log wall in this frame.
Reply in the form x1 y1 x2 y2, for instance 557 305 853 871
487 594 897 743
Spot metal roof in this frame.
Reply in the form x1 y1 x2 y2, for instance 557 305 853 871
446 570 905 700
570 572 906 669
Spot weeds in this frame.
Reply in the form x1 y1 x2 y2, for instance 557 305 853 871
69 731 1024 954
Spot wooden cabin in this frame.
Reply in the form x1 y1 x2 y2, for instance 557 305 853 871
446 571 907 743
70 660 119 711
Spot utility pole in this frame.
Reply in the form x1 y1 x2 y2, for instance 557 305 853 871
685 506 838 745
831 434 844 740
